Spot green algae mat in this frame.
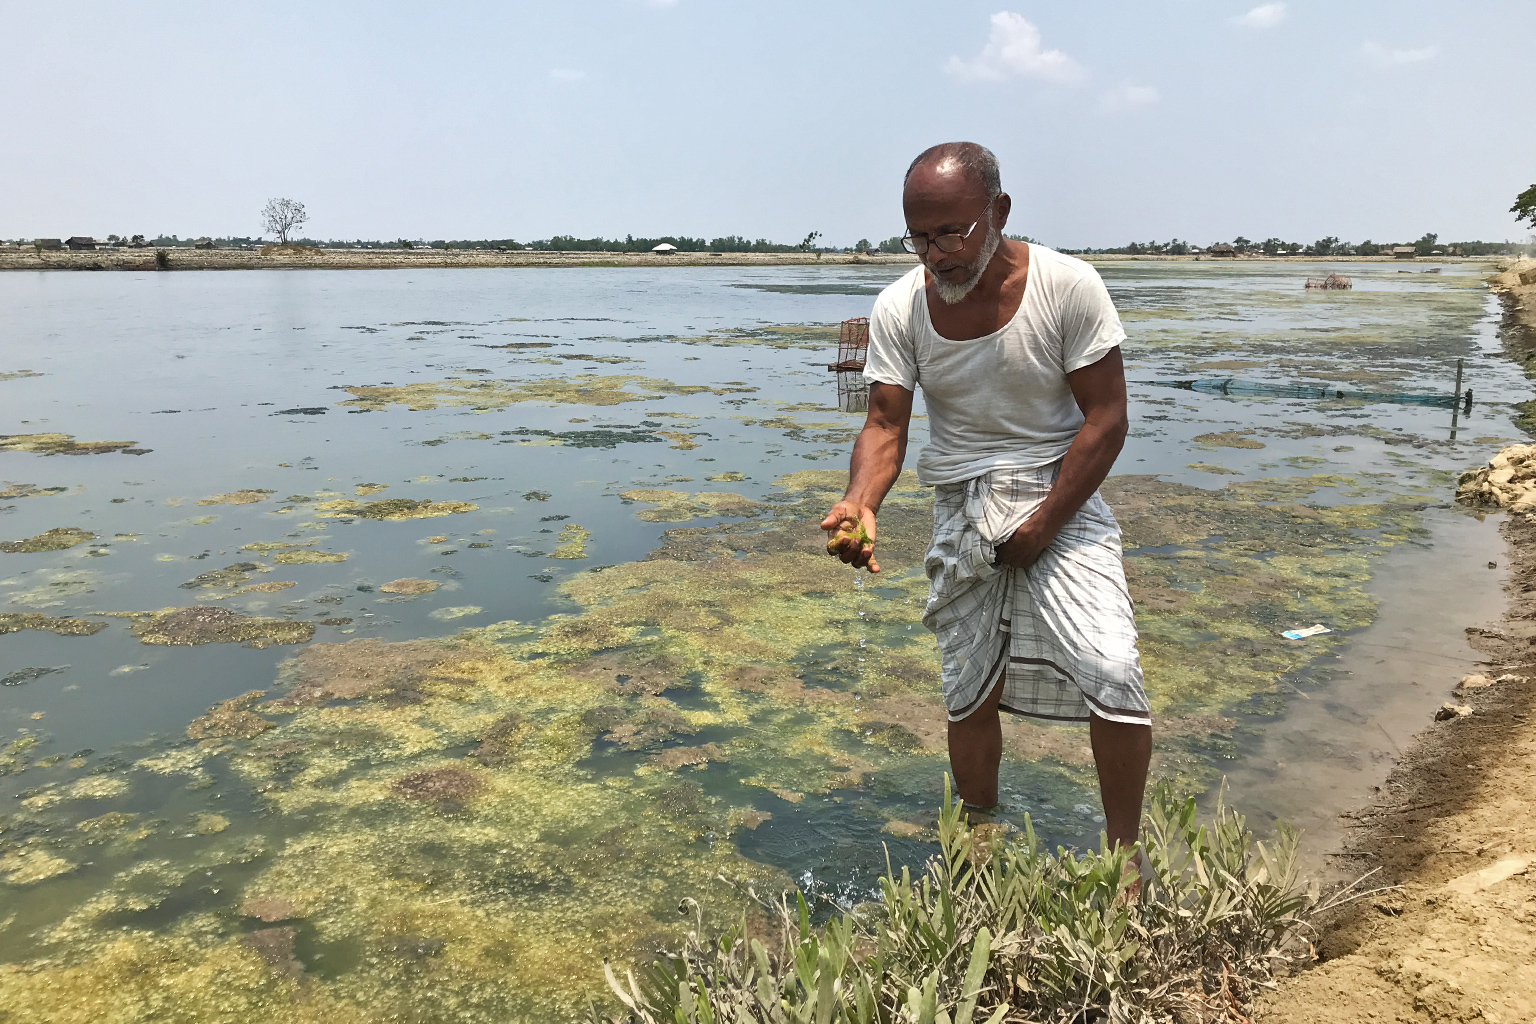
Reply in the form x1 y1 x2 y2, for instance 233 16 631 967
0 261 1527 1021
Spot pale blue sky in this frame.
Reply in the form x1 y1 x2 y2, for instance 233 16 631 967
3 1 1530 247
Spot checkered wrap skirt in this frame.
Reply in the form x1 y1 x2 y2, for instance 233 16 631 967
921 463 1151 725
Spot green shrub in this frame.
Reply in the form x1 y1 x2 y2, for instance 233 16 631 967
590 779 1317 1023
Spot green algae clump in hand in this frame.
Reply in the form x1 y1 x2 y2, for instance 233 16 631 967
825 516 871 556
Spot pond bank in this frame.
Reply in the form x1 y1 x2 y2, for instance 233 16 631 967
0 249 1497 272
1258 259 1536 1024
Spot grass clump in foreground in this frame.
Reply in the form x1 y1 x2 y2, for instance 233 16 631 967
591 780 1318 1024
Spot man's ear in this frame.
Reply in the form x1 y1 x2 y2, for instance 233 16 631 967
994 193 1012 232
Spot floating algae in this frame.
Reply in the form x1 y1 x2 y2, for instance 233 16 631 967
234 581 298 595
496 425 668 448
657 430 703 450
180 562 266 590
1 666 67 687
272 549 347 565
340 375 756 412
824 516 872 556
379 578 440 596
0 612 107 636
1191 431 1266 450
617 489 759 523
314 498 476 520
0 460 1331 1021
0 433 148 456
197 489 275 506
0 369 43 381
127 606 315 647
0 527 95 553
550 524 590 559
354 483 389 496
0 264 1498 1023
0 482 68 499
0 847 74 885
427 606 483 621
187 692 274 740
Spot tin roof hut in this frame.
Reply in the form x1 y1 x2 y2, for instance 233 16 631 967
1392 245 1416 259
651 243 677 254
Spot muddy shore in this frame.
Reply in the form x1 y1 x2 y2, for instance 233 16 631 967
0 248 1494 272
1258 258 1536 1024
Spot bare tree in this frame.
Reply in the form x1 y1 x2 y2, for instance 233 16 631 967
260 198 308 244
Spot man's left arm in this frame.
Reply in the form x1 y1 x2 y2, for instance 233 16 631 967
994 348 1128 568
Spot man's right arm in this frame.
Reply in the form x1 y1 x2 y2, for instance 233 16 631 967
820 382 913 573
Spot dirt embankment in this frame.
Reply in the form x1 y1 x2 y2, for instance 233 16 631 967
1258 261 1536 1024
0 248 918 272
0 249 1497 272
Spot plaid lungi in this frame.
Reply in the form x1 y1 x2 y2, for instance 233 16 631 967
921 463 1151 725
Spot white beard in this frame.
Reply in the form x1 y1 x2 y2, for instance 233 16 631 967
932 221 1001 305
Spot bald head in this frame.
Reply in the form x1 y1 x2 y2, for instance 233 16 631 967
904 142 1001 202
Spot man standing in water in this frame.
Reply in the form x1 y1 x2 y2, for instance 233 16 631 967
822 142 1151 855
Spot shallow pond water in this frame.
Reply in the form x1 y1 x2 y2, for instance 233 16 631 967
0 260 1525 1021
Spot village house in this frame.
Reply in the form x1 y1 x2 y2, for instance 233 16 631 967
1208 242 1236 257
33 238 63 251
65 236 97 250
1392 245 1417 259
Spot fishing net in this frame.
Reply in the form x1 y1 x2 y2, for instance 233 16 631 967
1135 377 1470 409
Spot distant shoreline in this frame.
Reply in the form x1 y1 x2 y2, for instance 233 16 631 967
0 248 1499 272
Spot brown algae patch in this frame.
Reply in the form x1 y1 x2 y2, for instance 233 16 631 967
379 579 440 596
391 765 487 809
197 489 275 506
314 498 476 520
0 433 148 456
0 370 43 381
339 374 756 412
0 527 96 553
354 483 389 497
127 606 315 647
0 482 69 499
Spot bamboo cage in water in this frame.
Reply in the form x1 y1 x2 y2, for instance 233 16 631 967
830 317 870 411
1304 273 1352 290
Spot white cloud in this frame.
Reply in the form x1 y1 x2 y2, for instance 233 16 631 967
548 68 586 82
1233 3 1286 29
1100 83 1160 114
946 12 1085 85
1362 41 1439 67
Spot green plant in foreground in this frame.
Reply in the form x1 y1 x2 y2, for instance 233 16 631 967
590 779 1318 1023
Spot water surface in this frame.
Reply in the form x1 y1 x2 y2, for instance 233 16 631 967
0 260 1522 1020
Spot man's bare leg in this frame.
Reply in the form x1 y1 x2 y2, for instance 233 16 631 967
946 675 1005 808
1088 714 1152 853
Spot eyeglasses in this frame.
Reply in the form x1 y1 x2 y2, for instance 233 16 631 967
900 200 992 255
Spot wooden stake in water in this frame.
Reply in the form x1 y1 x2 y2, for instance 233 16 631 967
1449 357 1465 440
